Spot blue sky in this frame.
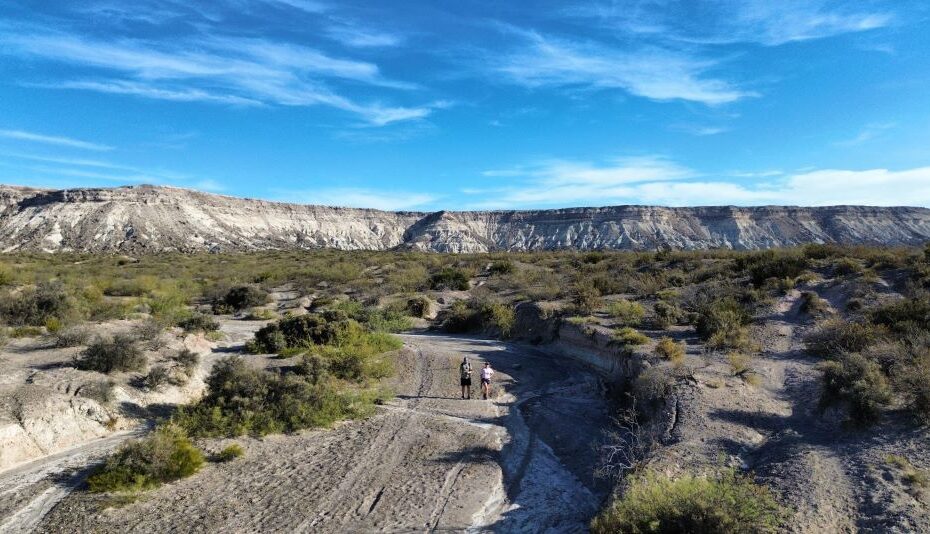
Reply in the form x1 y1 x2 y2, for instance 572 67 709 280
1 0 929 210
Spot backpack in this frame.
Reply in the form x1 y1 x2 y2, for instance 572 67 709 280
460 363 472 379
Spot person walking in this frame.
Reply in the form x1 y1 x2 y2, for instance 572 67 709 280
480 362 494 400
460 357 473 399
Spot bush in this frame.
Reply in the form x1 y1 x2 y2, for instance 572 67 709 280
87 425 204 493
405 296 430 318
250 312 349 353
744 252 809 287
833 258 863 277
697 298 753 351
892 353 930 424
489 260 515 275
9 326 43 337
0 281 73 326
55 325 92 347
213 443 244 462
173 356 382 437
77 379 116 404
178 313 220 333
804 319 887 357
653 300 682 329
245 308 277 321
441 300 484 333
818 352 892 425
871 296 930 334
429 268 470 290
173 349 200 377
143 365 186 390
482 302 515 338
614 327 649 347
606 299 645 327
215 286 269 313
799 291 829 316
591 470 786 534
632 366 672 409
572 283 602 315
655 337 686 366
75 334 146 374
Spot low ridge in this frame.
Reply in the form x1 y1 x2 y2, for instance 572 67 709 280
0 184 928 253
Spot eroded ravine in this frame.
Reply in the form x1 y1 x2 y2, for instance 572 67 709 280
14 334 609 533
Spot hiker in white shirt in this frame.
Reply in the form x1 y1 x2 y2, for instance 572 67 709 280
480 362 494 400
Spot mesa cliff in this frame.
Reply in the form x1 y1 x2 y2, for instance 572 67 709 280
1 184 928 253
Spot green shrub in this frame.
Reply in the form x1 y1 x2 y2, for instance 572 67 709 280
364 308 413 333
87 425 204 493
429 268 470 290
215 286 269 313
174 349 200 377
178 313 220 333
213 443 245 462
75 334 146 374
653 300 683 329
250 312 348 353
697 298 753 351
482 302 515 338
892 353 930 424
655 337 686 366
614 327 649 347
744 252 809 287
606 299 645 327
442 300 484 333
173 356 383 437
0 281 74 326
489 260 515 275
405 296 430 318
632 366 672 409
818 353 892 425
591 470 786 534
871 296 930 334
833 258 863 277
572 283 602 314
804 319 887 357
55 325 92 347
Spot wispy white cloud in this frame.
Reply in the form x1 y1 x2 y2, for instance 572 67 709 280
1 30 433 125
834 122 896 147
569 1 894 47
0 129 113 151
470 156 930 208
278 187 437 210
669 123 730 136
492 31 753 105
325 23 403 48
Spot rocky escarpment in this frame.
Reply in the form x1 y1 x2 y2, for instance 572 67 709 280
0 184 928 253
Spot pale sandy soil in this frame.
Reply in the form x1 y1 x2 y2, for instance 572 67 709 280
4 334 609 533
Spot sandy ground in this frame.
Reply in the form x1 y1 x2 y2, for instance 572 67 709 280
3 334 609 533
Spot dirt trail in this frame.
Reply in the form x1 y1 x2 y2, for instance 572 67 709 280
29 334 609 533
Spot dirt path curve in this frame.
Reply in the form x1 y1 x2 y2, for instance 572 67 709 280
0 316 265 534
32 334 609 533
748 289 858 534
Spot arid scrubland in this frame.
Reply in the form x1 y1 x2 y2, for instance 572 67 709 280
1 243 929 531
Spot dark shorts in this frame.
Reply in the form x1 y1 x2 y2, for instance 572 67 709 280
461 377 471 386
481 378 491 385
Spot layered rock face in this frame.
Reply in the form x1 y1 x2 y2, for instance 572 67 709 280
0 184 928 253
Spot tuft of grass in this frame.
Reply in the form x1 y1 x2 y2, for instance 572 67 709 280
614 327 649 347
591 469 786 534
885 454 929 489
213 443 245 463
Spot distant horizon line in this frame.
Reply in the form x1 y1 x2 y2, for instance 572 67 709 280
1 182 927 213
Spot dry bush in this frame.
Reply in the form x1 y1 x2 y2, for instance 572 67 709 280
614 327 649 347
799 291 829 316
655 337 685 367
75 334 146 374
804 319 887 357
818 353 892 425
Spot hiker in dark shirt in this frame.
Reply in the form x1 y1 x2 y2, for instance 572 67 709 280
460 357 473 399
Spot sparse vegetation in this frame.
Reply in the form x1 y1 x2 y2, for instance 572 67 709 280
804 319 887 358
614 327 649 347
429 267 470 290
591 469 786 534
818 352 892 425
87 425 204 493
697 298 754 351
606 299 645 327
178 313 220 333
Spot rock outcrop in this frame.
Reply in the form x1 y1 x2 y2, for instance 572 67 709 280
0 184 928 253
